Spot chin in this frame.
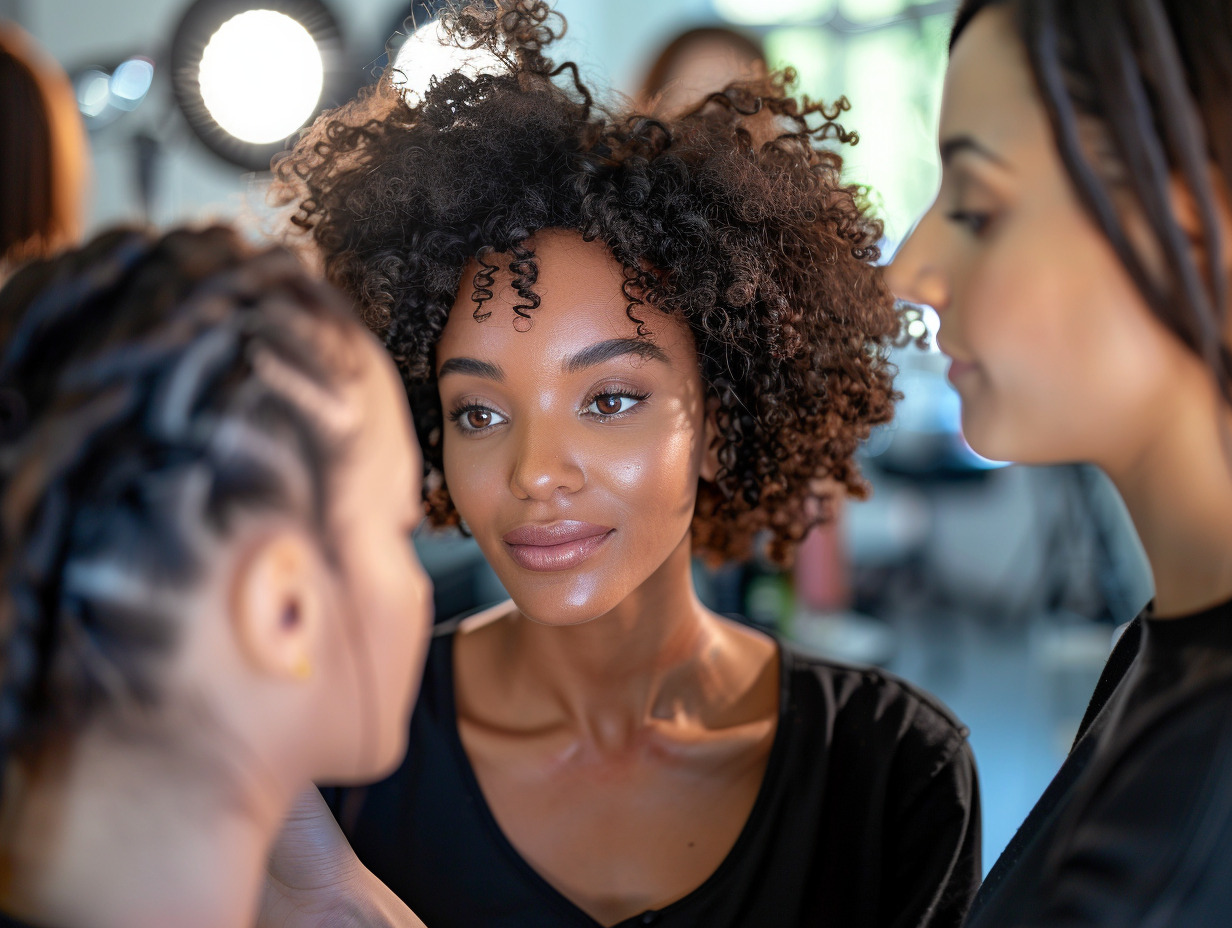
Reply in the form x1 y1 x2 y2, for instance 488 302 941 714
504 581 625 628
963 423 1068 468
340 733 410 785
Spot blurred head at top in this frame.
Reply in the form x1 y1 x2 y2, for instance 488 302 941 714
0 24 88 277
636 26 767 117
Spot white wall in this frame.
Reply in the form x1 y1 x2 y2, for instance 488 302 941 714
12 0 717 234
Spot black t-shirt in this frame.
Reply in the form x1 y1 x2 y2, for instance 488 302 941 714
328 619 981 928
966 597 1232 926
0 911 45 928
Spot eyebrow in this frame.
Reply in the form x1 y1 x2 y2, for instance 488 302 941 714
562 338 669 374
940 135 1010 169
437 357 505 381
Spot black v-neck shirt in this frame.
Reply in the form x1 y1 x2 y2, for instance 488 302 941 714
0 913 42 928
327 619 980 928
966 596 1232 927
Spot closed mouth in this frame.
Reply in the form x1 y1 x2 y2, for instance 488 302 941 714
501 521 614 572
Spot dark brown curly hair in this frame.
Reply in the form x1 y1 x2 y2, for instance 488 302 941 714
273 0 900 566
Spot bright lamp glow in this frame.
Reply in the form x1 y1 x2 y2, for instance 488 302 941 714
110 58 155 106
198 10 324 145
391 18 506 106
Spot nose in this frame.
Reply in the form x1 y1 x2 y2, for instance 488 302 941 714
509 416 585 501
886 212 950 313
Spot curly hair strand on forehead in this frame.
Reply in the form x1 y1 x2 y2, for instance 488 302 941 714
274 0 901 567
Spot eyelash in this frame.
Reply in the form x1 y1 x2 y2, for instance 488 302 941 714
583 388 649 420
945 208 994 237
447 388 650 434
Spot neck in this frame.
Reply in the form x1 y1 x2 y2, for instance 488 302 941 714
1104 377 1232 617
503 535 733 741
0 718 295 928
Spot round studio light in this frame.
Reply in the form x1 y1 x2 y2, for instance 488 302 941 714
170 0 344 171
198 10 322 144
391 17 506 107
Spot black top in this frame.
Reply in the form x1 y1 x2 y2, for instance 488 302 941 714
328 619 981 928
967 597 1232 927
0 911 44 928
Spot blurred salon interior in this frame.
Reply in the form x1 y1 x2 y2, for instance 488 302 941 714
0 0 1152 871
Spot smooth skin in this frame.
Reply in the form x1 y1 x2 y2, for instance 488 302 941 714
435 229 779 926
0 334 433 928
888 5 1232 619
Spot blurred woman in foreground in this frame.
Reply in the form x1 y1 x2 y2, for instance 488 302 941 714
0 226 433 928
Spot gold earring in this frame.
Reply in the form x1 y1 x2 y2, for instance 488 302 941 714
294 654 312 680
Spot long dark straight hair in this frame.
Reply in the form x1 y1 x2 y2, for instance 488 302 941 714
952 0 1232 404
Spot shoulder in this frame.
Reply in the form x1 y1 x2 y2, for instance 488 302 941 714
779 642 975 800
1030 678 1232 923
784 643 970 753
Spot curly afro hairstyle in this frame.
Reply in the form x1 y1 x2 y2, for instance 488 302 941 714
274 0 900 566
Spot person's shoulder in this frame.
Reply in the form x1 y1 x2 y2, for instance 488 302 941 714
782 641 971 772
1025 678 1232 923
1084 673 1232 814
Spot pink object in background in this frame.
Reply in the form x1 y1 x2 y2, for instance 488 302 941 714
795 498 852 613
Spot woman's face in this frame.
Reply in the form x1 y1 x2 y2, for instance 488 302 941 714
887 6 1203 469
323 336 433 779
435 229 710 626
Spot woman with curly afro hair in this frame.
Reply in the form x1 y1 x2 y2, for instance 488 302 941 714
267 3 980 927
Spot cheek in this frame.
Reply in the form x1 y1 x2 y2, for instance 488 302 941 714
442 435 502 519
350 535 432 689
606 403 705 517
960 230 1181 461
608 423 696 493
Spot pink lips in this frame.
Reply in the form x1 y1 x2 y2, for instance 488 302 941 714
946 358 978 384
502 521 614 572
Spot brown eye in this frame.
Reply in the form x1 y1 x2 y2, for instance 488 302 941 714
466 409 493 429
586 392 643 417
594 394 622 415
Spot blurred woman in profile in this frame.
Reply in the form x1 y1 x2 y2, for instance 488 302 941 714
0 24 87 281
0 226 433 928
890 1 1232 923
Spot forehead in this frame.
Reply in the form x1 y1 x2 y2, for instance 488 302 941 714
941 7 1045 157
436 229 695 370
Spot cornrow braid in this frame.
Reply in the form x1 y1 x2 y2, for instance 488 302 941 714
0 225 363 760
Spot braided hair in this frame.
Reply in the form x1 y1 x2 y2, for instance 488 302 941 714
273 0 900 567
952 0 1232 406
0 225 363 762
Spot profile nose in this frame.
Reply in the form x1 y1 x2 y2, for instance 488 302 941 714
886 213 950 314
509 417 585 501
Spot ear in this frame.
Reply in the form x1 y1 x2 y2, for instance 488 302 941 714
230 530 325 683
699 399 721 483
1168 171 1232 284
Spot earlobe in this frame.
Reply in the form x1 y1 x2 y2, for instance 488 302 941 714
231 530 323 683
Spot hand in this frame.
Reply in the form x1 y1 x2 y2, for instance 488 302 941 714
258 787 426 928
